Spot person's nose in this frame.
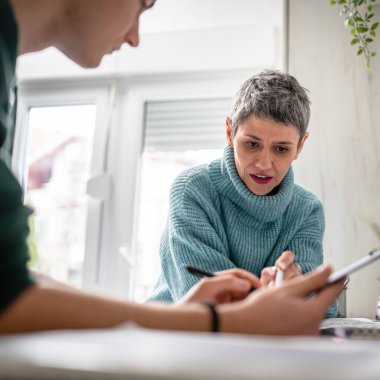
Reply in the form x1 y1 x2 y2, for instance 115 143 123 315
254 149 273 171
125 19 140 47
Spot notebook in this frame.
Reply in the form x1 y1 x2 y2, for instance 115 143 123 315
320 318 380 339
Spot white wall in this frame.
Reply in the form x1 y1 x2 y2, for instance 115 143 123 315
289 0 380 317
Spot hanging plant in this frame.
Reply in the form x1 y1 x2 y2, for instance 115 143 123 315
330 0 379 68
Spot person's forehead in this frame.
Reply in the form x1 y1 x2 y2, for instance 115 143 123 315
239 116 299 139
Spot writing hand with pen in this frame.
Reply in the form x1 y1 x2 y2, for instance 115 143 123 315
180 250 300 305
179 267 261 304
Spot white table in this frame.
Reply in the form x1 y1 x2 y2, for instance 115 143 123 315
0 324 379 379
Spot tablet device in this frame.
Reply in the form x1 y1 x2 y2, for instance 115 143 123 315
327 248 380 284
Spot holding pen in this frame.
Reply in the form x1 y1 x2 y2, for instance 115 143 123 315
184 251 299 295
179 264 261 304
274 266 284 286
260 251 301 287
184 264 258 293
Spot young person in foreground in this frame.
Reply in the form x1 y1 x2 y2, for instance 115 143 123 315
0 0 344 335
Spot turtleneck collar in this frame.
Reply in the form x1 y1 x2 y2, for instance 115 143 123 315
209 146 294 224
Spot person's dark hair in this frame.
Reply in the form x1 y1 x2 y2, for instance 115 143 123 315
229 70 311 138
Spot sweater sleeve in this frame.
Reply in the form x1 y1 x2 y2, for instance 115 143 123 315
149 170 238 302
0 161 35 314
0 4 35 315
286 198 325 273
286 196 338 318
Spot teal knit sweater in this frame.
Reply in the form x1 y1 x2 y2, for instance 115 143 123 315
148 147 337 317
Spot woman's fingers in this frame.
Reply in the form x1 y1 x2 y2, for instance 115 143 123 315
275 250 295 271
260 251 300 285
273 251 302 282
260 266 276 286
283 263 302 280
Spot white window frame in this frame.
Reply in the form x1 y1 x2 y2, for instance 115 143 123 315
13 78 113 292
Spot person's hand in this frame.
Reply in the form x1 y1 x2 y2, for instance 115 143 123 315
179 269 261 305
219 265 345 336
260 250 302 286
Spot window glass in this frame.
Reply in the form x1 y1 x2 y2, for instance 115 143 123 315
26 105 96 287
134 98 230 301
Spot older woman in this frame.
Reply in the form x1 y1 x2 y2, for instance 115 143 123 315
148 70 337 317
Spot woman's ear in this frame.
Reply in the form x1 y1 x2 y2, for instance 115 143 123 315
295 132 309 159
226 117 234 148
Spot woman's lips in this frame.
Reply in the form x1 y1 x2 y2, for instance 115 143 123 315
250 174 273 185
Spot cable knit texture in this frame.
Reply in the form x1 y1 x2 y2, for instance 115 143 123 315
148 146 337 318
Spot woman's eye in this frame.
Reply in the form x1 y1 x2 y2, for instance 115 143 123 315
246 141 259 149
276 146 289 153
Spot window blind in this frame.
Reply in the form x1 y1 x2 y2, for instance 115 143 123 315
143 98 231 152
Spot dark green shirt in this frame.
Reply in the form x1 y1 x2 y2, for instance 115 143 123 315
0 0 34 314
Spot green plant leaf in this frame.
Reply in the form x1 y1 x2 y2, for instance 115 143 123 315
357 26 369 32
333 0 378 68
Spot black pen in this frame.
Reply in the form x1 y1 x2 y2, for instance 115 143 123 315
183 264 256 293
184 264 215 278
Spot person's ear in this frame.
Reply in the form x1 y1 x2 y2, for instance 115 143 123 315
295 132 309 159
226 117 234 148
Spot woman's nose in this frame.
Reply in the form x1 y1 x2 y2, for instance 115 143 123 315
254 150 273 170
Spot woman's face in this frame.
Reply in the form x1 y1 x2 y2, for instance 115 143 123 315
226 114 308 196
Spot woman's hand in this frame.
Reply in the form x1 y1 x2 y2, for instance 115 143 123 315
260 250 302 286
179 268 261 304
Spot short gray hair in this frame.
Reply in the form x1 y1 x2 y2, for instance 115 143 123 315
229 70 311 138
